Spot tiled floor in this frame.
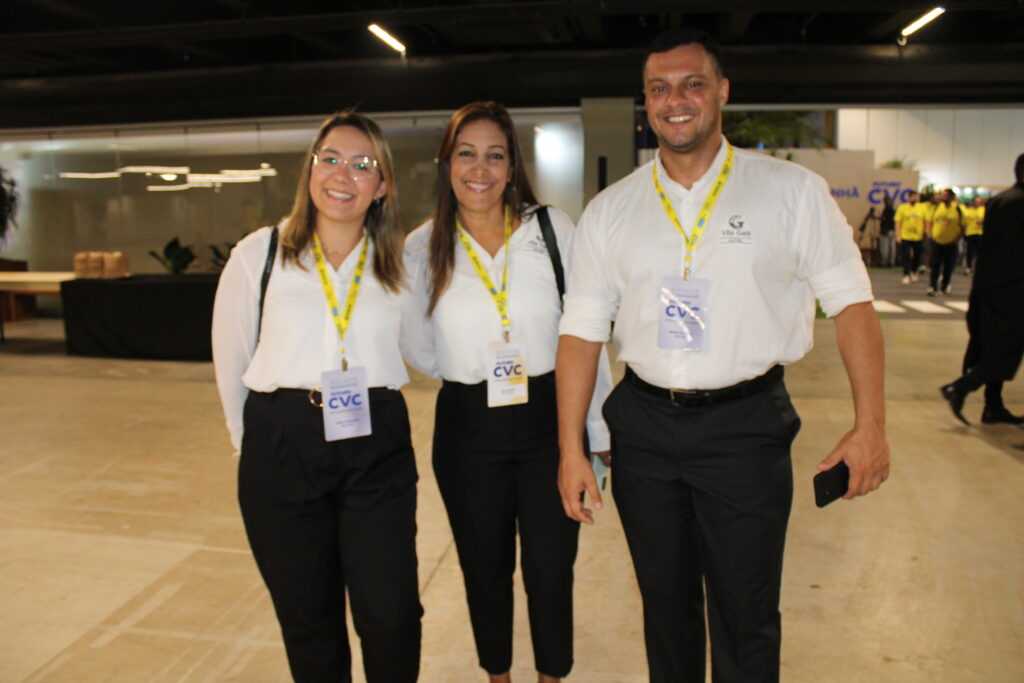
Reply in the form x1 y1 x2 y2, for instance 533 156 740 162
1 313 1022 682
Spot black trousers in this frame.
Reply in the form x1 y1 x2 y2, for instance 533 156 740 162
605 371 799 683
901 239 922 276
929 241 959 291
964 234 981 270
433 372 580 677
239 388 422 683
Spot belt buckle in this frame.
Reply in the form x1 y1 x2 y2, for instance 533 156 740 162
308 387 323 408
668 388 699 405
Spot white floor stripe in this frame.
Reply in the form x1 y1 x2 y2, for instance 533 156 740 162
901 299 953 313
872 300 906 313
945 301 970 312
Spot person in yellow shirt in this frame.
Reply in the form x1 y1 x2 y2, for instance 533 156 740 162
962 195 985 275
895 190 928 284
927 188 964 296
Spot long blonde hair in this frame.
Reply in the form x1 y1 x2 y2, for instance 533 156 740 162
280 110 403 293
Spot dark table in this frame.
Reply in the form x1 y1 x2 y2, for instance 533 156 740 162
61 274 219 360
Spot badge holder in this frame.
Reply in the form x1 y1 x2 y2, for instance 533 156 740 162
317 359 372 441
487 334 529 408
657 276 710 352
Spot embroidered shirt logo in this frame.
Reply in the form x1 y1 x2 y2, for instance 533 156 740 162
523 234 549 255
721 214 753 245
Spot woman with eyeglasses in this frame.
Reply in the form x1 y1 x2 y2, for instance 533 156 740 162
404 101 611 683
212 110 421 682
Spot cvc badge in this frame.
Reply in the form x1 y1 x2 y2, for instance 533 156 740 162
321 365 372 441
657 276 710 352
487 339 528 407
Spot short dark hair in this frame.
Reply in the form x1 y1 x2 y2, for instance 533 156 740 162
645 28 724 78
1015 152 1024 183
944 187 957 199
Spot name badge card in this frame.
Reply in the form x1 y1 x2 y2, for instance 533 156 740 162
487 339 529 407
320 366 372 441
657 276 710 352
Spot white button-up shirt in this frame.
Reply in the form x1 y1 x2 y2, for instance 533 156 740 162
404 206 612 451
559 138 873 390
212 225 413 451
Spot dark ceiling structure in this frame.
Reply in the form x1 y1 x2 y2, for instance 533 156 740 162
2 1 1023 129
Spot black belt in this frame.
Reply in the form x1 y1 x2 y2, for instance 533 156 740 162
271 386 397 407
625 365 783 408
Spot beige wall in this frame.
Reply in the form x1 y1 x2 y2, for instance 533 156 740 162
581 98 635 206
837 107 1024 191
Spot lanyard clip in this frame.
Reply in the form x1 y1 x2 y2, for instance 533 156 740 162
503 329 510 343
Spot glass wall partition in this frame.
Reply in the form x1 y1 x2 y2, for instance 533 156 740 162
0 108 583 300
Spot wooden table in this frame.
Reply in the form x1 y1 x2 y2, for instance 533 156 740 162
0 272 75 341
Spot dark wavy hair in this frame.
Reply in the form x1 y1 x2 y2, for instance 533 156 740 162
280 109 403 293
426 101 538 314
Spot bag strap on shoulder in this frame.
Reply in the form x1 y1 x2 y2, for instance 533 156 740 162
536 206 565 307
257 226 278 342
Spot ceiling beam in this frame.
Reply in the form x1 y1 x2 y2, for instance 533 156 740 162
2 41 1020 128
211 0 350 58
724 12 756 41
0 2 1007 53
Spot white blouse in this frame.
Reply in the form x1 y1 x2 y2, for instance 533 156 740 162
404 206 612 451
212 224 413 451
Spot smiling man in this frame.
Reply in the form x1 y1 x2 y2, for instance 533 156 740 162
555 29 890 681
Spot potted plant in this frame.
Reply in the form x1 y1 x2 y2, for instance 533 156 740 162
149 238 196 274
0 167 18 246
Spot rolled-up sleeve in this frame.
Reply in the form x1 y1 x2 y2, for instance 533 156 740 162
559 202 617 342
795 173 874 317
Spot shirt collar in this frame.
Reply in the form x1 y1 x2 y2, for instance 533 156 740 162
653 135 730 196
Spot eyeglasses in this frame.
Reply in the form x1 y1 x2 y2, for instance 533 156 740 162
312 152 380 180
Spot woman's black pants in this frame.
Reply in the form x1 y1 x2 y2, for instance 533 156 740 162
239 388 422 683
432 372 579 677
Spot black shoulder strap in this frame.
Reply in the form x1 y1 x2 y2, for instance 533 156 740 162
536 206 565 307
257 226 278 342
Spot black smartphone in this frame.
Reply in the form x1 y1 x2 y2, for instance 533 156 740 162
813 462 850 508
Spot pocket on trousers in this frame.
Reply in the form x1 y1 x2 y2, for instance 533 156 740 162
768 384 802 445
601 380 623 431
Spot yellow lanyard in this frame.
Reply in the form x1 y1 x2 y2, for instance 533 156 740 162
652 141 735 280
311 232 369 371
456 206 514 342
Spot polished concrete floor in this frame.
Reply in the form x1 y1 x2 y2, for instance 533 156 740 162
1 307 1022 682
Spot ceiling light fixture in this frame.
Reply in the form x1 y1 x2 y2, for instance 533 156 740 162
59 171 122 179
187 173 262 183
220 167 278 177
146 182 213 192
900 7 945 37
368 24 406 55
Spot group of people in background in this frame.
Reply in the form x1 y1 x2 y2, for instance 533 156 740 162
212 27 891 683
861 187 988 296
